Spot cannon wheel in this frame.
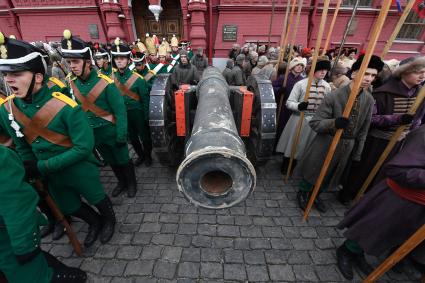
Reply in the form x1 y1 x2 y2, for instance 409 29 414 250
149 74 184 166
246 76 277 166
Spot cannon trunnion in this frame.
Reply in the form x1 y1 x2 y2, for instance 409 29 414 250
149 67 277 209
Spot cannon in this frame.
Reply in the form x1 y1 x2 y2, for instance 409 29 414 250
149 67 276 209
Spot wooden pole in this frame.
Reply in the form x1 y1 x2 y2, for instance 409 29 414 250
321 0 342 56
284 0 331 182
276 0 304 125
331 0 360 74
381 0 416 59
268 0 276 47
353 85 425 203
276 0 292 69
363 224 425 283
283 0 303 88
303 0 393 220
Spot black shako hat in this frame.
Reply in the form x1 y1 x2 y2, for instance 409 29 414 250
93 42 110 61
351 54 384 73
110 38 131 57
0 32 46 74
61 29 92 59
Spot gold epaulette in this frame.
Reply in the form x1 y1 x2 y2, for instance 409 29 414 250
132 71 144 80
66 73 77 81
49 77 66 88
112 68 117 72
52 92 77 108
98 73 114 84
0 94 15 106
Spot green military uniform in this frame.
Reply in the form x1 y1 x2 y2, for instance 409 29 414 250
98 64 116 79
0 86 106 215
69 69 130 166
148 62 170 75
114 68 151 143
0 146 52 283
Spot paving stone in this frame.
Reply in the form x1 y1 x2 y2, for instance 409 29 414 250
81 258 107 274
309 250 336 264
269 265 296 281
192 235 212 248
270 238 293 250
101 260 127 276
162 246 183 262
201 248 222 262
287 251 312 264
178 262 200 278
224 249 244 263
291 238 315 250
314 238 335 249
246 265 269 281
181 214 198 224
265 250 288 264
234 238 250 250
141 245 162 260
152 234 175 245
217 225 240 237
293 264 319 281
132 232 153 245
174 235 192 247
212 237 233 248
300 226 319 238
116 245 142 259
161 223 179 233
159 213 180 223
197 224 217 236
240 226 263 238
249 238 271 249
198 214 216 224
124 260 155 276
178 224 198 235
200 262 223 279
244 250 266 265
252 217 275 226
181 248 201 262
50 244 73 258
223 264 247 281
315 265 344 281
217 215 234 225
153 260 177 279
140 223 162 233
94 245 118 259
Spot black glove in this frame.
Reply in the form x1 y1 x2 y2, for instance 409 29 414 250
24 160 41 179
400 113 414 125
297 101 309 111
335 117 350 129
115 141 127 148
190 80 198 85
172 83 179 91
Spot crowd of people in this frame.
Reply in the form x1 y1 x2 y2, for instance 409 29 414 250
0 29 424 283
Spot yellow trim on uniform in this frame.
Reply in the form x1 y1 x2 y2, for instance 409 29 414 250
49 77 65 88
98 73 114 84
0 94 15 106
52 92 77 108
132 71 144 80
149 70 156 75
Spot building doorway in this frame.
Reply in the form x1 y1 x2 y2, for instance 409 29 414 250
132 0 183 42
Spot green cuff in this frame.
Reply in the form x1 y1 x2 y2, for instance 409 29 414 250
344 239 364 254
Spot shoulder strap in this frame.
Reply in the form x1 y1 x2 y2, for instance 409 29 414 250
48 77 65 89
52 92 77 108
4 98 73 147
70 80 116 124
98 73 114 84
114 74 140 102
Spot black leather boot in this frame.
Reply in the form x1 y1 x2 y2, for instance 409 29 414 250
336 244 355 280
143 142 153 167
39 222 55 239
95 196 116 244
354 253 374 276
314 195 328 213
130 138 144 167
123 161 137 198
110 165 127 197
297 191 309 211
71 203 102 247
52 220 68 241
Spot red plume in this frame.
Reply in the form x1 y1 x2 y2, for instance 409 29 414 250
132 48 137 55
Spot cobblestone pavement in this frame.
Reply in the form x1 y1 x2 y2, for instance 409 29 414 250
42 154 421 283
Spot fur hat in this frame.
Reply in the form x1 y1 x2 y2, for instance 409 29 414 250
392 56 425 79
383 59 400 72
257 55 269 67
314 56 331 72
145 34 156 55
236 54 245 63
170 34 179 47
351 54 384 73
289 57 307 70
332 62 348 76
179 49 188 57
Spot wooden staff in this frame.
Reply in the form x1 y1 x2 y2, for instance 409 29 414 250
276 0 304 124
283 0 303 88
303 0 393 220
33 180 83 256
363 224 425 283
381 0 416 59
284 0 331 182
276 0 292 68
354 85 425 203
321 0 342 56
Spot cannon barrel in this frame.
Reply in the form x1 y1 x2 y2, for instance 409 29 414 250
176 67 256 209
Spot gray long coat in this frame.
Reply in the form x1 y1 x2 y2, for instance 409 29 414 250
298 84 374 189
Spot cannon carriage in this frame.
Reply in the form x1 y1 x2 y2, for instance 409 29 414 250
149 67 276 209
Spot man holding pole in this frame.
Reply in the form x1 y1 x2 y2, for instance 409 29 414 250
339 56 425 203
336 124 425 280
296 55 384 212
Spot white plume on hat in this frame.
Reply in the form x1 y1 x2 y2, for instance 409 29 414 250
289 57 307 70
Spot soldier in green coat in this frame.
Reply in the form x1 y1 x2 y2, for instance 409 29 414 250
110 39 152 197
60 30 137 199
0 33 116 248
93 43 115 79
0 145 87 283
